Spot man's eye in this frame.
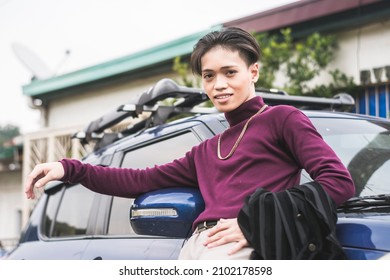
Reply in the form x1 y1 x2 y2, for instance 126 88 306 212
203 73 213 79
226 70 237 76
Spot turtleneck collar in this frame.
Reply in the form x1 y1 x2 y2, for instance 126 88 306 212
224 96 266 127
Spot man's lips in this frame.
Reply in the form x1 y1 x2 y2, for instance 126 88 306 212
214 93 233 100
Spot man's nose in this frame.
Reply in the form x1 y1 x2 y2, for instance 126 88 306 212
214 75 228 90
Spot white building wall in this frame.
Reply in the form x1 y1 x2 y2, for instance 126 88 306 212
332 19 390 84
0 170 22 250
48 73 179 128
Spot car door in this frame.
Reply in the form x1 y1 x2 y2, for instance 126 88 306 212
8 183 97 259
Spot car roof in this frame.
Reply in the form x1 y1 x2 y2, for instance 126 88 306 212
302 110 390 122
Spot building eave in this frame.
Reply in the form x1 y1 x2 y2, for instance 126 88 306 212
22 25 222 99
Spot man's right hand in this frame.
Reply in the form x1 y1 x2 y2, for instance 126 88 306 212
25 162 65 199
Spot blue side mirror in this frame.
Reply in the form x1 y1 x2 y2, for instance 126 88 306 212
130 188 204 238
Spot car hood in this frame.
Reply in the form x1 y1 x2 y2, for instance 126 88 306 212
336 214 390 251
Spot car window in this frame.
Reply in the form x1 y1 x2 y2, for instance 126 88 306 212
311 117 390 197
107 196 135 235
107 132 200 235
44 184 96 238
121 132 200 168
43 187 63 237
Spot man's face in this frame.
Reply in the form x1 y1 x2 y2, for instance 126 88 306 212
200 46 259 112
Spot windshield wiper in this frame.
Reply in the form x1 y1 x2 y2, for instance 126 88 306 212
337 194 390 211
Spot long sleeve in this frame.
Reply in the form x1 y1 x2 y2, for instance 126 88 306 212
278 109 355 205
60 152 199 198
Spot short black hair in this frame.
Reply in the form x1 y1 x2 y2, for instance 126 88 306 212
190 27 261 76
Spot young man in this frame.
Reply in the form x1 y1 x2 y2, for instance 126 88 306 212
25 27 355 260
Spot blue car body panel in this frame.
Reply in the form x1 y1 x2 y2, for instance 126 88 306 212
337 216 390 259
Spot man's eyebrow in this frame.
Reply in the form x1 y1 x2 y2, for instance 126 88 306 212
201 65 237 73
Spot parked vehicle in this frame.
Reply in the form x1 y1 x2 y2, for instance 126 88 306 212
6 79 390 260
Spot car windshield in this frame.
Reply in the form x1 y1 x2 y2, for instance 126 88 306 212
311 117 390 198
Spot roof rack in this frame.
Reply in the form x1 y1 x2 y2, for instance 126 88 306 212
73 78 355 150
73 79 212 150
258 91 355 112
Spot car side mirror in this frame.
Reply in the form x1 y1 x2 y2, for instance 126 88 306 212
130 187 204 238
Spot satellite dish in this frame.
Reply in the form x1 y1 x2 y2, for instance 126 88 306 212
12 42 53 80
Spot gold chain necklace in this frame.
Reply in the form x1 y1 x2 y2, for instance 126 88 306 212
217 104 268 160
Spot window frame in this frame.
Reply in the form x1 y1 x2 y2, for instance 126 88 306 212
40 183 102 240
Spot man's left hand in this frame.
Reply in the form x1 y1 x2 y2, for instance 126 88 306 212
203 218 248 255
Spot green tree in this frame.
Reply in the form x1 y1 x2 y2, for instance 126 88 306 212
172 56 213 108
254 29 292 90
255 28 359 97
172 56 200 88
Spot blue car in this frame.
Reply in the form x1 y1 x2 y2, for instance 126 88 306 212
6 79 390 260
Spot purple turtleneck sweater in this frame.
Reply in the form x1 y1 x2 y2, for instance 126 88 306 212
60 96 354 227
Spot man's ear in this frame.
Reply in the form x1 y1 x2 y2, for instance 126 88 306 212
251 62 260 82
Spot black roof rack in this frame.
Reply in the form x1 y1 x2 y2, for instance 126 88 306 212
259 91 355 112
73 78 355 150
73 79 212 149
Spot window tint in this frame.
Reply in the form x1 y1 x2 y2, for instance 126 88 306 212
122 132 200 168
311 118 390 197
43 187 63 237
107 132 200 235
50 184 95 237
107 197 135 235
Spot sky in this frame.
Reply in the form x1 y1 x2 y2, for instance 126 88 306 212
0 0 298 133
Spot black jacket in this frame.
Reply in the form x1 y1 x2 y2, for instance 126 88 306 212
237 181 346 260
